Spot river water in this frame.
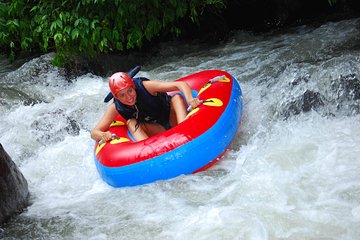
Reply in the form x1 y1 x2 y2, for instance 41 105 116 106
1 18 360 239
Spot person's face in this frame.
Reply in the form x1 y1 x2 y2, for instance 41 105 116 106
116 87 136 106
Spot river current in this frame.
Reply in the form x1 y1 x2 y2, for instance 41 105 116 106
1 18 360 239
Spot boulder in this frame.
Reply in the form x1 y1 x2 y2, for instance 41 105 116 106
332 74 360 101
331 74 360 115
281 89 325 118
0 144 29 225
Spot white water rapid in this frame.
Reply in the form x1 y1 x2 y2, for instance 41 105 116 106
1 18 360 239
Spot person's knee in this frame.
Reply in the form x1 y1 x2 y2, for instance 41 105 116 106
127 118 134 125
127 118 137 129
170 94 187 125
171 94 183 104
126 118 148 141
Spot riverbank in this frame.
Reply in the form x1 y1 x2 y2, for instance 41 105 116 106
2 0 360 78
75 0 360 77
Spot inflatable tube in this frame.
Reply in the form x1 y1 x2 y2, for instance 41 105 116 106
94 70 243 187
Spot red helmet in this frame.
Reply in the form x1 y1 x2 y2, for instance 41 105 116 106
108 72 135 98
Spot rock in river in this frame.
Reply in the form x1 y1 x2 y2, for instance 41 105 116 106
0 144 29 225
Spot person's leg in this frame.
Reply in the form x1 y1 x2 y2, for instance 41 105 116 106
142 122 166 137
169 94 187 127
127 119 148 141
127 118 166 141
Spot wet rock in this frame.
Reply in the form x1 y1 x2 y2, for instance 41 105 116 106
290 75 310 87
331 74 360 114
332 74 360 101
281 89 325 118
302 90 325 112
0 144 29 225
3 53 57 85
30 109 81 145
0 86 44 107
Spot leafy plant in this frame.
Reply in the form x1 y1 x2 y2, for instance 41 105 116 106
328 0 337 7
0 0 225 65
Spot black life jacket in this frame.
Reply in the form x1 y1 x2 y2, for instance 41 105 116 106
114 77 171 126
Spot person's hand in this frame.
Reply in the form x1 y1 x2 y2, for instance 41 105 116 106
188 98 202 110
101 131 113 143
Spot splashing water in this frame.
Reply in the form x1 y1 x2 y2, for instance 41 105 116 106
1 18 360 239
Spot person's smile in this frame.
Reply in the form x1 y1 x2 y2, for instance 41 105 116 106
116 87 137 106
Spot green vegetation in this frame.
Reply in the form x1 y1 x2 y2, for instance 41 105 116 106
328 0 337 7
0 0 225 65
0 0 344 65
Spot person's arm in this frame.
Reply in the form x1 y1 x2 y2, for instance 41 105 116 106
90 103 118 142
144 80 201 109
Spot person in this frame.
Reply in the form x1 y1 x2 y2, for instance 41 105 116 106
91 72 201 142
